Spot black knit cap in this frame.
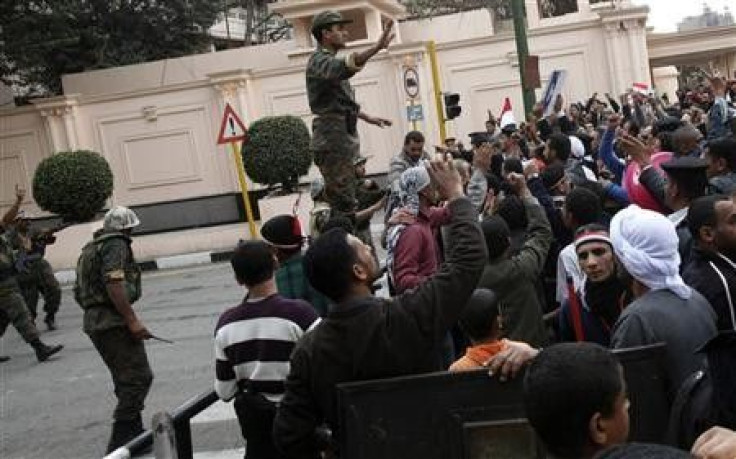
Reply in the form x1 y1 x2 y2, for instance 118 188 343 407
261 215 304 249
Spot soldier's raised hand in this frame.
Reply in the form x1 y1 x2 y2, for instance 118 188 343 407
378 19 395 50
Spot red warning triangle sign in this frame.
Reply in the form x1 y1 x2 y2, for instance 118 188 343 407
217 103 248 145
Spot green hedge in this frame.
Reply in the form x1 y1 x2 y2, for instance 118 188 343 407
242 115 312 194
32 150 113 222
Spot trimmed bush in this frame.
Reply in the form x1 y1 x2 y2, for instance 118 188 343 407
33 150 113 222
242 115 312 194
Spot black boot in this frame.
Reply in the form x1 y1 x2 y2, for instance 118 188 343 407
44 314 57 331
106 417 144 454
30 339 63 362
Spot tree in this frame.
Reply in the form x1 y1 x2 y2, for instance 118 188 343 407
215 0 291 49
242 115 312 195
33 150 114 222
0 1 221 99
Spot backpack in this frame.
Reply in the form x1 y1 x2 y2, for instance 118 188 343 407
667 331 736 449
74 233 141 308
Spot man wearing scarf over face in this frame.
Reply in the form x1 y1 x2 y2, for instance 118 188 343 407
558 224 630 346
609 205 717 398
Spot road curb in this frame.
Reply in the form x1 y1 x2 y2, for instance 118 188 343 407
54 249 235 285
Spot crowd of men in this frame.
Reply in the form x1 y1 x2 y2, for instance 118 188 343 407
3 7 736 459
211 9 736 459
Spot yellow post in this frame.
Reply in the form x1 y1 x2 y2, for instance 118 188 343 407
427 40 446 144
229 142 258 239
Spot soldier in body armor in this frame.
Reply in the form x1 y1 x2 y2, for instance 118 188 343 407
74 206 153 454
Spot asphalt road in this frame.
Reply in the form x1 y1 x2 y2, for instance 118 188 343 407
0 263 247 459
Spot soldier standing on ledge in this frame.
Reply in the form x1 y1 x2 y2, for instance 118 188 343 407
307 10 394 217
74 206 153 454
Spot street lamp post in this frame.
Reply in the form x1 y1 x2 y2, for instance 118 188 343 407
509 0 537 117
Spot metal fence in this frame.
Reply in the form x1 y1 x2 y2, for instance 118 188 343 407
105 389 219 459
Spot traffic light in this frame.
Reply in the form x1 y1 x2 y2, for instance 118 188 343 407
444 93 461 120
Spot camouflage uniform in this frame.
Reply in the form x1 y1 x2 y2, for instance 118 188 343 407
18 259 61 320
7 227 61 321
0 234 40 344
306 45 363 216
74 231 152 422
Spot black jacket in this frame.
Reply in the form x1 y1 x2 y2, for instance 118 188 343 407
639 166 694 267
273 198 486 458
683 247 736 331
477 197 552 347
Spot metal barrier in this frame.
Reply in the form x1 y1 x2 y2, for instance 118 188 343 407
105 389 219 459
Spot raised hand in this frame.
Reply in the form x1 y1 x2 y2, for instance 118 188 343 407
377 19 395 50
620 133 652 167
507 172 529 197
426 153 463 201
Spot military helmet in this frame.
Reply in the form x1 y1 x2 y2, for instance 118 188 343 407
103 206 140 232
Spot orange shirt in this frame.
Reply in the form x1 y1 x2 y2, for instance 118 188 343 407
448 340 508 372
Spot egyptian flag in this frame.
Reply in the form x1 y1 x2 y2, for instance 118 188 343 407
632 82 650 95
500 97 516 132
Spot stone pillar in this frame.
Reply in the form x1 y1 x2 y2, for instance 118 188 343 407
627 17 650 86
602 21 626 96
525 0 541 28
32 95 81 153
712 52 736 80
208 70 253 125
599 6 650 95
365 9 382 41
291 17 312 49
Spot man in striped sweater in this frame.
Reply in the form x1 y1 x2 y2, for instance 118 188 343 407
214 240 320 459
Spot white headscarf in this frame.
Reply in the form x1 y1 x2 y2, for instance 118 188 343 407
610 205 691 299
